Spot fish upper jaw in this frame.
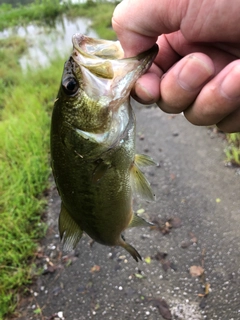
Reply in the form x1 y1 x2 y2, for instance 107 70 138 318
71 34 159 104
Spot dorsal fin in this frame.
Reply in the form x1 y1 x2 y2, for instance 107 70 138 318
59 203 83 252
128 213 154 228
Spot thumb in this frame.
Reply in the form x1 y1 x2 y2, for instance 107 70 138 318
112 0 240 57
112 0 187 56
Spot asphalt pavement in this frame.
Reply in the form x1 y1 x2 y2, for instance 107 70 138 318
16 102 240 320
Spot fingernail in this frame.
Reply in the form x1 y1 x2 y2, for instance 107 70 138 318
177 55 214 91
134 82 155 103
220 65 240 100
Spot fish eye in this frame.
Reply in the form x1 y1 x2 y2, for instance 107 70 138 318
62 77 79 96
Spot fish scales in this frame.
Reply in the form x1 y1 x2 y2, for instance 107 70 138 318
50 34 158 261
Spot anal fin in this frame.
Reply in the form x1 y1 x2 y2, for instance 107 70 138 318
59 203 83 252
128 213 154 228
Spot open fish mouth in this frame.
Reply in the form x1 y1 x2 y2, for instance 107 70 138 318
72 33 158 67
70 33 158 101
72 34 126 60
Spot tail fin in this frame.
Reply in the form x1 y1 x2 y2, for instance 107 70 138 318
119 236 142 262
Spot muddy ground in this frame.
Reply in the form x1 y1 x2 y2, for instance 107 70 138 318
16 102 240 320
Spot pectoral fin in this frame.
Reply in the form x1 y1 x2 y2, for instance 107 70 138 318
92 159 111 183
59 203 83 251
130 163 155 201
134 154 157 167
128 213 154 228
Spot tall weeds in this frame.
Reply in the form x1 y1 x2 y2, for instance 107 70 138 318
0 35 64 318
225 133 240 166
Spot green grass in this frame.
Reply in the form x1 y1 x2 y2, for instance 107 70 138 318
0 0 66 30
66 1 118 40
0 1 117 318
225 133 240 166
0 35 65 318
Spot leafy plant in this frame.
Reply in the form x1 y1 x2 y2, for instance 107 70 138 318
225 133 240 166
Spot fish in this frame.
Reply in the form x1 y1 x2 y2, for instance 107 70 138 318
50 34 158 262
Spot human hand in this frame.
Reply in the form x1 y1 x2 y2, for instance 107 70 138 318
112 0 240 132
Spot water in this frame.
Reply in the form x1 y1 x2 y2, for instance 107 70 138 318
0 15 98 70
0 0 118 6
0 0 84 5
0 0 34 6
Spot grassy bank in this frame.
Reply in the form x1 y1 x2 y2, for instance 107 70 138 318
0 0 67 30
0 36 65 318
225 133 240 166
0 1 117 318
65 1 118 40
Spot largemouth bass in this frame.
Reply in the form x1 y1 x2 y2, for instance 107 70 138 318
50 34 158 262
